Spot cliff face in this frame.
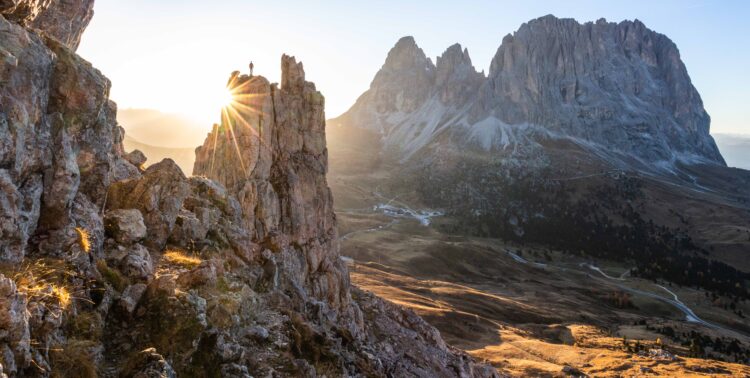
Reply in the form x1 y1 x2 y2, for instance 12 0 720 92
333 15 724 166
194 55 346 310
473 15 723 164
1 0 133 264
0 2 497 376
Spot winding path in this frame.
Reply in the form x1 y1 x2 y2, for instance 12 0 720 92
581 264 730 331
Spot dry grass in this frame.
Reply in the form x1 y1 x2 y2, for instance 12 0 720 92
50 339 98 378
8 260 75 309
75 227 91 253
163 250 202 268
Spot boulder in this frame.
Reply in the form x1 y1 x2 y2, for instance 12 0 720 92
107 159 191 249
105 209 147 245
167 209 208 248
118 244 154 281
124 149 147 168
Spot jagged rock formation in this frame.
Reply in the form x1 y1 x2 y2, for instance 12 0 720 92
0 1 498 376
190 56 497 377
333 15 724 166
194 56 345 309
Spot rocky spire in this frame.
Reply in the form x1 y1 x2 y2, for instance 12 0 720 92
194 54 344 306
435 43 483 104
366 36 436 113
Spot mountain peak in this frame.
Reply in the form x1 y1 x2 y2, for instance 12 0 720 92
381 35 434 73
339 16 725 166
436 43 483 103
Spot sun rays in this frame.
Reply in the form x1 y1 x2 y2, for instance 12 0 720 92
207 75 269 180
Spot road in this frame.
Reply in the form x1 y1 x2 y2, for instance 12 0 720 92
581 264 729 331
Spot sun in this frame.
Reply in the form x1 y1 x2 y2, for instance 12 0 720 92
221 87 235 108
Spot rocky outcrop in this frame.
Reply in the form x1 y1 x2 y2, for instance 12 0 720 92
30 0 94 50
0 1 498 376
333 15 724 166
194 54 344 308
107 159 191 250
0 0 93 50
1 2 137 264
189 57 497 377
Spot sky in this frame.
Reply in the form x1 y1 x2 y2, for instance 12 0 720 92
78 0 749 136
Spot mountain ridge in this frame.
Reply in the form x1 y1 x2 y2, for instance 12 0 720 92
333 15 725 168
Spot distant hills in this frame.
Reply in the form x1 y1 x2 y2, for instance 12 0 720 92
122 134 195 175
117 108 207 174
118 108 207 148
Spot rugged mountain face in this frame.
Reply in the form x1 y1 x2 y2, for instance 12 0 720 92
0 2 498 376
329 15 750 302
333 15 724 166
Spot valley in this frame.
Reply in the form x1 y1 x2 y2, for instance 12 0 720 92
329 165 750 375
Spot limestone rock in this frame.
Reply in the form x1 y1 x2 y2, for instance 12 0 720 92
0 275 30 375
194 55 342 306
145 274 177 299
107 159 191 249
177 261 217 288
0 0 51 25
105 209 147 245
124 149 147 168
118 244 154 281
167 209 208 248
30 0 94 50
120 348 176 378
119 283 147 315
0 6 133 263
333 15 725 166
0 0 93 50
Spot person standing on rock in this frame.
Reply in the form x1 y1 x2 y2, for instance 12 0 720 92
249 61 254 77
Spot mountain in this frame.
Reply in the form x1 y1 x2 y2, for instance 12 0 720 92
327 15 750 375
0 2 497 376
333 16 724 169
330 16 750 272
117 108 207 149
714 133 750 170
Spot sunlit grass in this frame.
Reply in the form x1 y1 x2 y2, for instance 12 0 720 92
5 260 77 309
163 250 202 268
75 227 91 253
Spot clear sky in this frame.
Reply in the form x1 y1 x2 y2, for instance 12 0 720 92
78 0 749 135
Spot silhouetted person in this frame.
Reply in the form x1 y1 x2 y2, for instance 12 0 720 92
249 61 254 76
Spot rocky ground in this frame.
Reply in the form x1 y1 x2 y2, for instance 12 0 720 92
0 1 498 376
